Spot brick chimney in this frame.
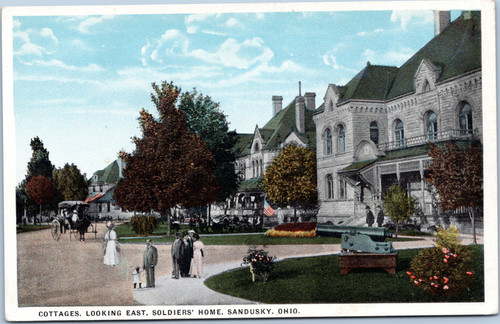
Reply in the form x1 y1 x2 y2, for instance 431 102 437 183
434 11 450 36
295 96 305 133
272 95 283 116
304 92 316 110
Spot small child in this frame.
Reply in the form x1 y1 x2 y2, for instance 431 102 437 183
132 266 143 289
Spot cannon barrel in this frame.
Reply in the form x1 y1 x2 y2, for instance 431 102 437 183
316 224 392 242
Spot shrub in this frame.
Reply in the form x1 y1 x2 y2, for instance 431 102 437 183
130 215 157 235
242 246 276 282
265 222 316 237
407 226 474 297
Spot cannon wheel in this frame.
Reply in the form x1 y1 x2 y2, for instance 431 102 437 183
51 221 61 241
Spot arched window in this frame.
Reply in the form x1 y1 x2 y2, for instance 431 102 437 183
254 142 260 152
423 80 431 92
459 102 473 135
260 159 263 176
329 100 334 111
326 174 334 199
325 128 332 155
370 121 379 144
337 125 345 152
339 178 347 199
426 111 438 140
394 119 405 147
252 161 255 178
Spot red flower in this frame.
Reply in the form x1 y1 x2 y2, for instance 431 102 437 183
443 259 448 263
410 275 416 279
406 271 412 276
466 271 474 275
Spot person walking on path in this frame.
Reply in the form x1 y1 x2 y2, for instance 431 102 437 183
376 205 385 227
171 232 183 279
143 239 158 288
189 234 205 279
103 221 120 266
181 231 194 277
365 206 374 227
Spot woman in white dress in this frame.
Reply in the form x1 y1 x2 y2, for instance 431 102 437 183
189 234 204 278
103 221 119 266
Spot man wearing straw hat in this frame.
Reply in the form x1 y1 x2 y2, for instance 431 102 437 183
143 239 158 288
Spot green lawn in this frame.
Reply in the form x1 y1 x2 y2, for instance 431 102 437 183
17 224 52 233
205 245 484 303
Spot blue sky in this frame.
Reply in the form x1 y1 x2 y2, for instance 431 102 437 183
12 7 462 184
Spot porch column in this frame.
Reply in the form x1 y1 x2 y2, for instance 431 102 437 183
420 160 425 211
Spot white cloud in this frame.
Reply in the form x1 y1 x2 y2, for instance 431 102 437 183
13 19 21 29
390 10 433 30
15 42 45 57
362 48 414 66
32 59 105 72
357 28 385 37
322 54 340 70
225 18 242 28
76 15 115 34
189 37 273 69
185 13 220 34
40 28 58 44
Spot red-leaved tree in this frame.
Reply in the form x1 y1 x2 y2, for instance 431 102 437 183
26 175 56 220
114 82 219 234
426 142 483 244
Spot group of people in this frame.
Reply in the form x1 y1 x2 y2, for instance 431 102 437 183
171 230 205 279
102 222 204 290
365 205 385 227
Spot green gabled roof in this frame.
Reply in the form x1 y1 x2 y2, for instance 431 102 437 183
238 177 264 191
234 133 253 157
92 159 121 184
387 11 481 99
95 185 116 203
261 99 316 150
339 65 399 103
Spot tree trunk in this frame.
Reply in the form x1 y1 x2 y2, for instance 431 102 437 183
395 222 399 238
469 207 477 245
293 206 297 223
165 209 171 236
208 204 211 227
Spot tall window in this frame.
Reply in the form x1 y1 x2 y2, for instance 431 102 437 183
252 161 255 178
459 102 473 135
259 159 263 176
395 119 405 147
426 111 438 140
326 174 334 199
339 178 347 199
338 125 345 152
325 129 332 155
423 80 431 92
370 121 379 144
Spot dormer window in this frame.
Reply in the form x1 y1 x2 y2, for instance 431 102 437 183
254 142 260 152
370 122 379 144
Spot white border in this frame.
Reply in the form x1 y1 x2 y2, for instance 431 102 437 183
2 0 498 321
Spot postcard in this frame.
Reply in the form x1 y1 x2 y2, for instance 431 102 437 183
2 0 498 322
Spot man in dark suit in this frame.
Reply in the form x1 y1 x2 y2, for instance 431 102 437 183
143 239 158 288
365 206 374 227
171 233 183 279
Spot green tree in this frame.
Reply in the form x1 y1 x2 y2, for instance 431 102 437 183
114 81 219 234
426 142 483 244
26 136 54 181
53 163 89 201
382 184 416 237
175 88 239 203
26 175 56 222
263 145 317 220
17 137 55 219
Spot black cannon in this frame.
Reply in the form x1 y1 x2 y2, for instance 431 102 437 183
316 224 396 254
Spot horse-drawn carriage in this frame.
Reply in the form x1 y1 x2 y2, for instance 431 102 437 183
50 201 97 241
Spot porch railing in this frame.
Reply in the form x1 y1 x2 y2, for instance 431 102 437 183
377 129 480 151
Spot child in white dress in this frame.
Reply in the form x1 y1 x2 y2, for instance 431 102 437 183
132 266 143 289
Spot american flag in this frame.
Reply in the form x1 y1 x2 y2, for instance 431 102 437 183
264 199 275 217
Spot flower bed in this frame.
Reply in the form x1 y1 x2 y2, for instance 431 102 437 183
265 222 316 237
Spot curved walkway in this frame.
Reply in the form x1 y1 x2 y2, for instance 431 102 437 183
133 234 482 305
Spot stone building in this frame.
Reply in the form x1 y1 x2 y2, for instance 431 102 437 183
222 87 317 221
86 158 129 219
313 11 482 231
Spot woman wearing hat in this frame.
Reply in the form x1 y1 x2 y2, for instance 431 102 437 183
103 221 120 266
